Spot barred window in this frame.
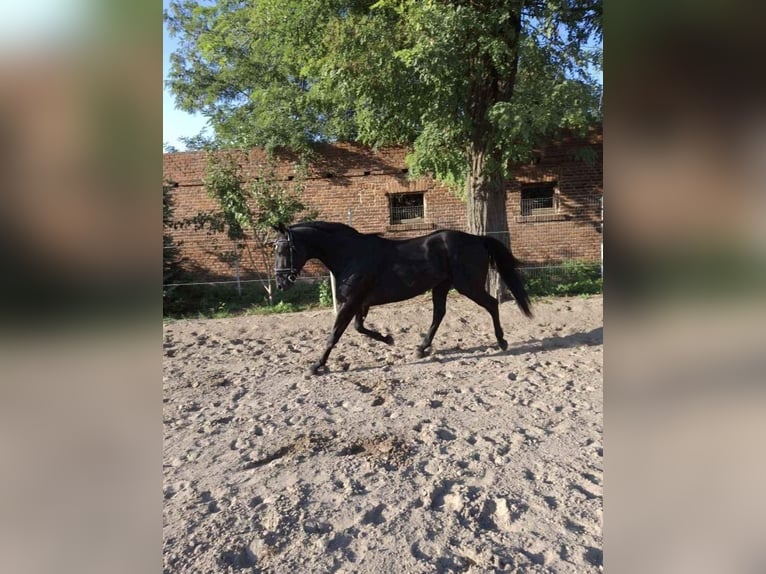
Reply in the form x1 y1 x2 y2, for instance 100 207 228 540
520 182 557 216
389 193 425 224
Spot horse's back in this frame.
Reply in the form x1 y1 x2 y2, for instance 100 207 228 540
429 229 489 259
389 229 488 280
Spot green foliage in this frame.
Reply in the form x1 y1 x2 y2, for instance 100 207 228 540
198 152 316 236
165 0 602 189
166 152 319 312
180 131 220 151
250 300 297 315
202 152 252 240
318 279 333 308
523 261 602 297
163 280 325 318
249 158 318 230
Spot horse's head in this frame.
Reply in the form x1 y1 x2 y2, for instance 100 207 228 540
272 223 306 291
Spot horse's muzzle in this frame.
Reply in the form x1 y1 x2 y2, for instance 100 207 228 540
276 273 297 291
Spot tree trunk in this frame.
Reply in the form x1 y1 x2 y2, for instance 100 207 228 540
466 144 510 301
464 4 522 300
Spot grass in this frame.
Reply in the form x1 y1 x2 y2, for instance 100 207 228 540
163 279 330 320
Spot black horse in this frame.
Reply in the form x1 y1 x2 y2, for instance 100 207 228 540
273 221 532 374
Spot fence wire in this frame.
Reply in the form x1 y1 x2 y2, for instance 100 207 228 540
163 193 602 294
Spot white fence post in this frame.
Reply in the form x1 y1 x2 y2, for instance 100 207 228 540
235 243 242 296
330 273 338 316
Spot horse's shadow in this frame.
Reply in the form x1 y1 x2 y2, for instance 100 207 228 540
433 326 602 364
344 326 602 372
506 326 602 355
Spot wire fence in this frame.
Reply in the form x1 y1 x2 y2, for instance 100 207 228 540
163 236 333 291
163 193 602 301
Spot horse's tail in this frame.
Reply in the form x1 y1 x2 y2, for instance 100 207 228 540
482 236 533 318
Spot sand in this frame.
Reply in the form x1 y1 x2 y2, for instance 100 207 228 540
163 293 603 573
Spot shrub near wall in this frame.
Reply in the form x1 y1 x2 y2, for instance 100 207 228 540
523 261 602 297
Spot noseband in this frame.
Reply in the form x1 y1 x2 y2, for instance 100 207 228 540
274 230 298 284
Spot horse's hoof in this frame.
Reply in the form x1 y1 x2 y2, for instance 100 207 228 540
310 363 327 376
416 346 429 358
498 339 508 351
383 334 394 345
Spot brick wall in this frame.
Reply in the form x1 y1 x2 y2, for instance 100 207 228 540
163 127 602 282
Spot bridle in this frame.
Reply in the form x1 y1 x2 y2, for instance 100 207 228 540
274 229 299 284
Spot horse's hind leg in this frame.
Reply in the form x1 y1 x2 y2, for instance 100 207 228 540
418 280 450 357
456 285 507 351
354 306 394 345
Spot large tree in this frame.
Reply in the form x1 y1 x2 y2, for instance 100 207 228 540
166 0 602 295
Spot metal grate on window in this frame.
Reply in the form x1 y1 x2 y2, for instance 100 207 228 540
389 193 425 224
520 183 556 216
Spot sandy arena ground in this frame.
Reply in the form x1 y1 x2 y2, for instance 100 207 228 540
163 294 603 573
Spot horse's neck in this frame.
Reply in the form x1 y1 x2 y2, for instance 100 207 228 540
299 228 354 274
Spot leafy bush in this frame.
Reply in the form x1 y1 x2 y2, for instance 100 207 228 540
318 279 333 308
523 261 602 297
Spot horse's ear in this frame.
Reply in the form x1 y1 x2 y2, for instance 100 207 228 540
272 222 287 233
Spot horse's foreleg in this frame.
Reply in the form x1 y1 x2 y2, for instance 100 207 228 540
354 308 394 345
418 281 450 357
312 303 357 374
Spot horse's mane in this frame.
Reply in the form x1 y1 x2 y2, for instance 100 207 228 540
290 220 362 236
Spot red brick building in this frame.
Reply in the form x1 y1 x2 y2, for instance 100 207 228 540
163 126 602 283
